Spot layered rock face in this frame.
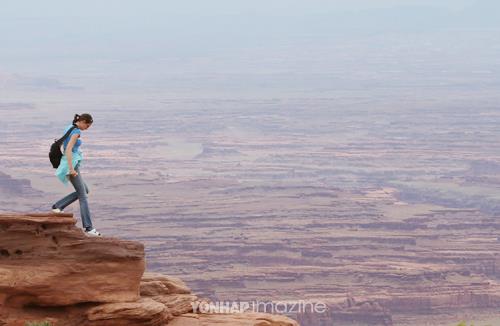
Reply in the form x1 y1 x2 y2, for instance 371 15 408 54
0 213 144 307
0 213 299 326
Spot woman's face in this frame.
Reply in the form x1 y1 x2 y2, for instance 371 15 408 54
77 120 92 130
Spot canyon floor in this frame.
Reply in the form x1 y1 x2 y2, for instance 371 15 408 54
1 95 499 325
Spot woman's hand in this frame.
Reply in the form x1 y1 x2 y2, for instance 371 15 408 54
66 133 80 178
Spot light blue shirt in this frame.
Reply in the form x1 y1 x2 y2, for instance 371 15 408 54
55 124 84 185
63 124 82 153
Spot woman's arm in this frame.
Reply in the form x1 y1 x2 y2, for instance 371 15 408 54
65 134 80 176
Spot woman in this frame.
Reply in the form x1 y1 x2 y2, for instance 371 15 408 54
52 113 101 237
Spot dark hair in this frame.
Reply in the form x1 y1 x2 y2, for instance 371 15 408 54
72 113 93 126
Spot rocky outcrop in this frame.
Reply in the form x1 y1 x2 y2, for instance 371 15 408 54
0 213 144 308
0 213 299 326
85 297 171 326
169 312 301 326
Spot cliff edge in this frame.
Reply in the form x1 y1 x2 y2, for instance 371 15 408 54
0 212 299 326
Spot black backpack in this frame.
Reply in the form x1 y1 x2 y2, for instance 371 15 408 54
49 126 78 169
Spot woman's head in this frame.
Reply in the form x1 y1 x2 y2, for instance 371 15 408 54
72 113 93 130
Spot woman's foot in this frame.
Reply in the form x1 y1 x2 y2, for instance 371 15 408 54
51 205 64 214
84 228 102 237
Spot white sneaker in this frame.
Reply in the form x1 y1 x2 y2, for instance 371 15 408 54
85 228 102 237
52 208 63 213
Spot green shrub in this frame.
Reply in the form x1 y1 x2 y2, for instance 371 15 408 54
456 322 475 326
25 321 52 326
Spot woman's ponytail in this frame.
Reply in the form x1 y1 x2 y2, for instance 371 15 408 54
72 114 80 126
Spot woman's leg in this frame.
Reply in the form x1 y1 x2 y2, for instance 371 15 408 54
53 178 89 210
68 166 93 230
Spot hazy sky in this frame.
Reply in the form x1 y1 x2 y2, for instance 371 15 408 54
0 0 480 17
1 0 499 76
1 0 497 43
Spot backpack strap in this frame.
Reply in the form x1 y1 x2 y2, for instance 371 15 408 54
55 126 78 144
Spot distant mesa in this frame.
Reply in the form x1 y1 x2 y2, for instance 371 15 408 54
0 171 41 196
195 145 243 159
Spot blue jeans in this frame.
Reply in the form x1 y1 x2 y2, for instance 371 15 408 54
53 164 93 229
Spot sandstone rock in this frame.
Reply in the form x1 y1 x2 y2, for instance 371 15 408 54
169 312 299 326
150 293 198 316
0 213 144 307
188 312 298 326
168 313 200 326
86 297 172 326
141 272 191 296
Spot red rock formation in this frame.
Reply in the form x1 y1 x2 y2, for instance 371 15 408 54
0 213 144 308
0 213 299 326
